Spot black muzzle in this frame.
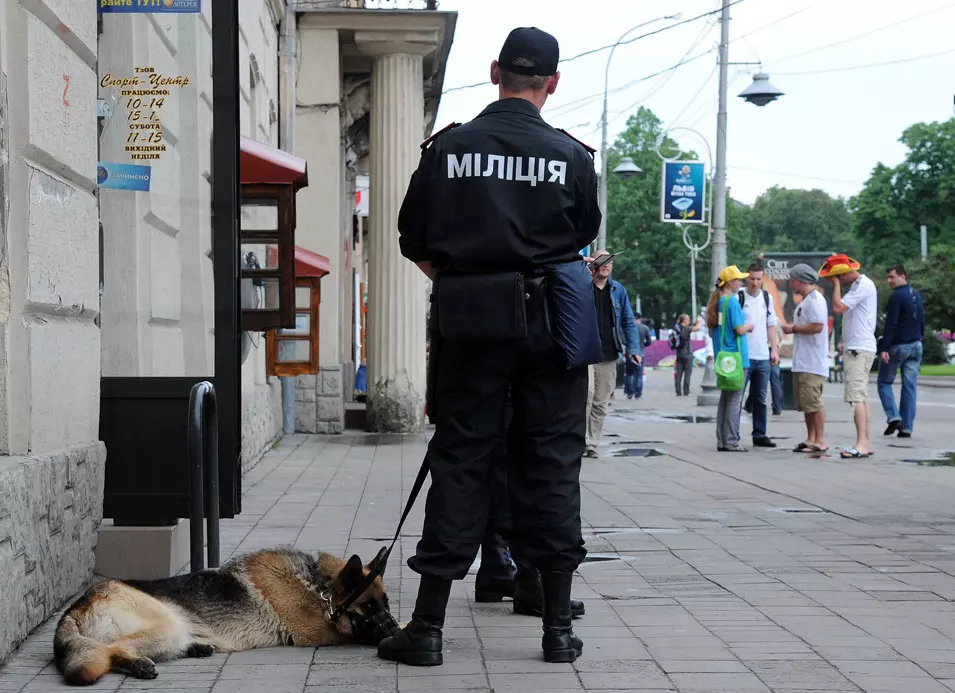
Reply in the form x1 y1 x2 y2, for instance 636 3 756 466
347 599 400 646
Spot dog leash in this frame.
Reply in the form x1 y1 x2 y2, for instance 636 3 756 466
329 455 430 622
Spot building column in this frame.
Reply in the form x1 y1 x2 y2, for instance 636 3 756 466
356 32 436 433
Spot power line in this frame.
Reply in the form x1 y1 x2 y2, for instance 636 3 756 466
775 47 955 76
669 64 719 127
771 2 955 66
731 4 817 44
440 0 746 95
606 18 716 128
547 3 814 132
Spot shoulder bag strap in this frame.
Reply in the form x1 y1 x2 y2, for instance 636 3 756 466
719 296 727 347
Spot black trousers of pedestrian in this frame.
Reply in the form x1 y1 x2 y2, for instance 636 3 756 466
409 282 588 580
676 355 694 395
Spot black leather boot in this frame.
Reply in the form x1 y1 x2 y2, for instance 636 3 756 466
474 534 517 602
513 565 585 618
377 574 451 667
541 571 583 663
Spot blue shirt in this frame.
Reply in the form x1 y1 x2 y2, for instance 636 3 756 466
881 284 924 351
711 295 750 369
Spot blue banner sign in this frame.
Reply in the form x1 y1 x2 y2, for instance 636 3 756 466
99 0 200 13
97 162 152 191
661 160 706 224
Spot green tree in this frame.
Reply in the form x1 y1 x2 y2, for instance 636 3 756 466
850 118 955 271
909 243 955 332
725 197 758 268
604 107 710 329
747 186 856 256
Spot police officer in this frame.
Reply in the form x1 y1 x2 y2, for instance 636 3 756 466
377 27 600 667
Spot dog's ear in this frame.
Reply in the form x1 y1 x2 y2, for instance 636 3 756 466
335 554 364 592
367 546 389 577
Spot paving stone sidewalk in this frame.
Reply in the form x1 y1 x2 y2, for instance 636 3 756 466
3 372 955 692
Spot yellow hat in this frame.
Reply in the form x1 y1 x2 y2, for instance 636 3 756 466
717 265 749 287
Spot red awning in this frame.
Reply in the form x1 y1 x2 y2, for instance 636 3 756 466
240 136 308 190
295 246 331 278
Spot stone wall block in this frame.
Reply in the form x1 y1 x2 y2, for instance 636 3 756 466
321 366 342 396
29 321 100 453
296 400 317 434
26 14 97 183
240 379 282 474
26 167 99 313
295 373 316 391
317 396 339 422
0 442 106 664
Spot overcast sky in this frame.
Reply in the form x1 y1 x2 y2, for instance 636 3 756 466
432 0 955 206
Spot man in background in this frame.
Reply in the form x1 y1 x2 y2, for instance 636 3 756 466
585 250 641 457
624 313 653 399
878 264 925 439
738 263 780 448
825 254 878 458
673 313 702 396
782 264 829 453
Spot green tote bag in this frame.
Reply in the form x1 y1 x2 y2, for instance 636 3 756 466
714 298 745 392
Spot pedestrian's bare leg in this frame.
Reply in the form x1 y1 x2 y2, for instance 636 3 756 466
804 413 815 448
812 411 826 449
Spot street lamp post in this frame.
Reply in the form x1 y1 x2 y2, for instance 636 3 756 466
710 0 785 283
656 126 716 404
596 14 680 253
710 0 732 286
655 127 714 326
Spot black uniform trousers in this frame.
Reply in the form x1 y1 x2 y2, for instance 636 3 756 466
410 280 588 580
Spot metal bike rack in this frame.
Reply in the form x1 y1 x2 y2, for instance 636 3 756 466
188 381 221 572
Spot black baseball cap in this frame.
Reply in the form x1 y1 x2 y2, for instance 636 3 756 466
498 27 559 77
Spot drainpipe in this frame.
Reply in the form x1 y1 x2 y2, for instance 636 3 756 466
278 0 297 434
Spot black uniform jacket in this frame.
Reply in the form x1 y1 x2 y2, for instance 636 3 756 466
397 97 601 274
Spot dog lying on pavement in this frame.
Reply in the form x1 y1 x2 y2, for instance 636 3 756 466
54 547 392 685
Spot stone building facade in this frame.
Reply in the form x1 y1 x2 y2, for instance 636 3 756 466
0 0 107 663
293 2 455 433
0 0 456 664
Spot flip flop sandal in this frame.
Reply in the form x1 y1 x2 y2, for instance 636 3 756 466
793 442 810 452
841 448 865 459
808 446 829 453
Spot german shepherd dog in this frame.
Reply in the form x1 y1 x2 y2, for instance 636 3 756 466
53 547 391 686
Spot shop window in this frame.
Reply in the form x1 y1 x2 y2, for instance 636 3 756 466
266 277 320 376
239 136 309 332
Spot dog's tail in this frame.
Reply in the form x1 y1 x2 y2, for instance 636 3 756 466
54 607 111 686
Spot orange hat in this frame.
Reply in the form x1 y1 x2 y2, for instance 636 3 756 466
818 253 861 278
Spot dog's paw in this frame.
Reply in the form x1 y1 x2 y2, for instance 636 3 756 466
131 657 158 679
186 643 216 658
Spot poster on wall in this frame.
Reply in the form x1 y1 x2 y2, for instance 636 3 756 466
661 160 706 224
97 162 152 191
760 251 836 365
99 0 200 13
99 66 191 171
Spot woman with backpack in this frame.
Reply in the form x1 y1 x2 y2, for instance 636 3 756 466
706 266 755 452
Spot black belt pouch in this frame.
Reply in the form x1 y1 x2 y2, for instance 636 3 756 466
436 272 527 341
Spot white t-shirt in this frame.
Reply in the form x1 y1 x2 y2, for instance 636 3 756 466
740 289 780 361
840 274 878 353
792 289 829 377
